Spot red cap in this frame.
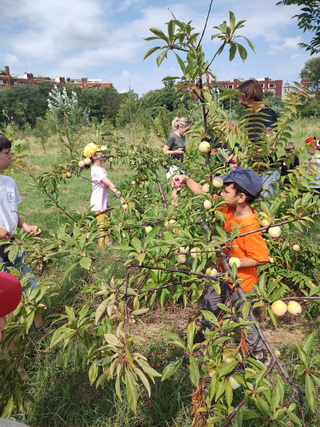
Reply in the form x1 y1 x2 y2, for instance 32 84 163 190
305 137 320 150
0 272 22 317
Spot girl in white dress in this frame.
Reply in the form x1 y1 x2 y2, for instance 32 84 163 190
83 143 122 246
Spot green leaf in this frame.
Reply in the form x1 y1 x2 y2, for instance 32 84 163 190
287 409 302 426
162 360 181 381
266 307 278 329
125 367 138 412
143 46 161 61
229 11 235 31
272 375 284 409
156 50 168 68
131 237 142 253
190 356 199 387
95 298 110 325
103 334 119 347
218 361 238 377
187 322 196 351
80 256 91 270
175 53 186 74
1 395 14 418
134 366 151 397
225 379 233 406
65 305 76 323
144 227 161 246
89 362 99 385
149 27 169 41
229 43 237 61
75 342 87 371
137 359 162 379
303 331 315 355
60 261 79 282
305 373 316 412
63 341 74 368
237 43 248 62
168 20 175 40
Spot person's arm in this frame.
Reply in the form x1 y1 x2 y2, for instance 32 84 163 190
0 228 10 240
238 257 268 268
17 217 42 236
172 174 203 194
101 176 122 198
163 144 184 155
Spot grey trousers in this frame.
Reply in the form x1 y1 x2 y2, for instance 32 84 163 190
201 282 263 353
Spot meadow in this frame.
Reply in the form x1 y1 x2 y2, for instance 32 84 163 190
3 116 320 426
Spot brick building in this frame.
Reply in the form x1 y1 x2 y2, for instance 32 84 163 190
210 77 283 97
0 66 113 89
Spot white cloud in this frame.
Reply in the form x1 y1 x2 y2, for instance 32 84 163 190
269 36 303 55
0 0 309 94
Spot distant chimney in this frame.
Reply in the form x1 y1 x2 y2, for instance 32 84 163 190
5 66 10 77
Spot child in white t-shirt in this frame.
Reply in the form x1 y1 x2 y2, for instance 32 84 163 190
304 138 320 195
83 143 122 246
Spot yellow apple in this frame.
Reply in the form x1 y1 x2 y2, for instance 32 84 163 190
262 218 271 227
108 156 113 162
191 247 200 259
177 254 186 264
84 157 91 165
66 172 72 178
274 350 281 358
287 301 302 315
207 368 216 378
268 226 281 238
206 267 218 276
269 256 275 263
204 200 212 210
229 376 241 390
229 257 241 268
180 246 189 253
212 177 223 188
122 204 128 211
271 300 287 316
190 87 201 100
202 183 210 193
145 226 152 234
199 141 210 153
292 244 300 251
131 180 136 185
78 160 85 168
165 219 176 227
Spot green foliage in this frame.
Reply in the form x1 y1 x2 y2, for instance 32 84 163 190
277 0 320 54
300 56 320 92
1 8 320 426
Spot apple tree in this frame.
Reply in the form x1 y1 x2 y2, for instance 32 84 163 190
1 5 320 426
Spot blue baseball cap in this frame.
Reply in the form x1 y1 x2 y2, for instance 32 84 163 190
222 167 262 197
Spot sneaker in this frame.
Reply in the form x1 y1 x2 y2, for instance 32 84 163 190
252 348 270 366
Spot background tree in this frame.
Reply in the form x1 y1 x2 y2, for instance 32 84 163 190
277 0 320 54
300 56 320 92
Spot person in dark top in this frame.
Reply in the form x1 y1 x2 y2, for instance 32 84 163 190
228 79 279 197
279 142 300 188
163 117 190 205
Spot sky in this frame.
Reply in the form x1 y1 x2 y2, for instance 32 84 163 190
0 0 315 96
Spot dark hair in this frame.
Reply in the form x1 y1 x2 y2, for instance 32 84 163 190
284 141 295 152
237 79 263 103
0 134 11 152
224 182 258 204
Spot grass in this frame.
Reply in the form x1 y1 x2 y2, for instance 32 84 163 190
22 337 193 427
2 117 320 426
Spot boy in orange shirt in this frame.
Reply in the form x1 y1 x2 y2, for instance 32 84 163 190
173 167 270 364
